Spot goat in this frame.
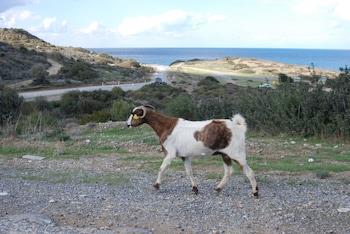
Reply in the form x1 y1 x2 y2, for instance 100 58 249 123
126 105 259 197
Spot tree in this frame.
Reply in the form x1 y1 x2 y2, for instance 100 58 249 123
31 65 49 85
278 73 293 83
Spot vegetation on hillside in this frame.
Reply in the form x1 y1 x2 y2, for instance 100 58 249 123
0 28 152 88
1 67 350 140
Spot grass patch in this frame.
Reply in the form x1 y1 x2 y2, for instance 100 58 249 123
249 155 350 173
84 125 158 146
332 153 350 162
0 145 54 157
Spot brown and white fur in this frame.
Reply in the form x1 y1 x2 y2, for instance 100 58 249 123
126 105 259 197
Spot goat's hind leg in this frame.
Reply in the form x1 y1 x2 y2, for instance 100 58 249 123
182 157 198 194
234 158 259 198
215 153 233 192
243 163 259 198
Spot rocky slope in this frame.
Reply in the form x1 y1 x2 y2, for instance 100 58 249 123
0 28 152 88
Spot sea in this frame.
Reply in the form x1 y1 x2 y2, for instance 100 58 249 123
92 48 350 71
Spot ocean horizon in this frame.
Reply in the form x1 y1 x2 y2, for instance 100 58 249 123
92 48 350 71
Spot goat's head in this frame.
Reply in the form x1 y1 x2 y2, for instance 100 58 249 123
126 105 155 127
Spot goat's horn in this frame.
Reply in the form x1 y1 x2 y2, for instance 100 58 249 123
140 106 147 118
144 104 155 110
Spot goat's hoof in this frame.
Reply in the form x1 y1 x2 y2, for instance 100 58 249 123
192 186 198 195
253 192 259 198
153 183 160 190
215 187 222 193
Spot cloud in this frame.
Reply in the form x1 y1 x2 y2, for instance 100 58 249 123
42 17 56 30
117 9 225 37
29 17 68 34
0 9 35 27
79 21 102 34
295 0 350 21
0 0 35 13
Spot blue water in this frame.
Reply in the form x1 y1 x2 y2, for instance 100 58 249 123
92 48 350 71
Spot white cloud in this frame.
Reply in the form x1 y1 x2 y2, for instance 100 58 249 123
79 21 102 34
42 17 56 30
117 9 225 37
295 0 350 21
29 18 68 34
0 9 35 27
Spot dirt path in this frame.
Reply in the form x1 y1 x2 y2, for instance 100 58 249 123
47 58 63 76
0 156 349 233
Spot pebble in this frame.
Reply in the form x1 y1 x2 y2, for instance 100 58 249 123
22 155 45 160
337 207 350 213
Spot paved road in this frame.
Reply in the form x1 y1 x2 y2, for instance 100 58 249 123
19 65 170 101
19 82 152 101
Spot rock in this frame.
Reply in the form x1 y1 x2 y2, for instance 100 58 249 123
22 155 45 160
308 158 314 163
337 207 350 213
333 145 338 148
85 139 91 143
0 191 9 196
49 199 56 203
290 141 296 144
315 144 322 147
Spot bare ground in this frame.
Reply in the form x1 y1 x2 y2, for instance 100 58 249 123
0 155 349 234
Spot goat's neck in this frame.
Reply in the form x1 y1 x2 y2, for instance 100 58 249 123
144 111 178 142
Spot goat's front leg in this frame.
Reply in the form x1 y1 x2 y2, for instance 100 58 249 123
154 154 175 189
183 157 198 194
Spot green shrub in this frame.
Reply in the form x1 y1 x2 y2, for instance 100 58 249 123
61 90 113 116
59 61 98 81
80 110 112 124
278 73 293 83
31 64 49 85
111 87 125 99
110 100 133 121
165 94 198 120
0 87 23 125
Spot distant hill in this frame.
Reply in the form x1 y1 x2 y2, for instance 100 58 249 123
168 57 339 89
0 28 152 89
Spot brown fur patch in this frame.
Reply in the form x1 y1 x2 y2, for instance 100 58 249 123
222 154 232 166
144 110 178 144
233 159 243 171
194 120 232 150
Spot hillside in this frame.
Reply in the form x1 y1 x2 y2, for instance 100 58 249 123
0 28 152 89
168 57 339 89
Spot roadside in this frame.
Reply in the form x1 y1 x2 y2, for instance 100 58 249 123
18 64 166 101
0 122 349 233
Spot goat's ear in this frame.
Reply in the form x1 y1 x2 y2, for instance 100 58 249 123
144 104 155 110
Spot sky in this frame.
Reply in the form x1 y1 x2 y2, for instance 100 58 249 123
0 0 349 49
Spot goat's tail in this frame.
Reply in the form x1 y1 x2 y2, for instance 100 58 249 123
231 114 247 133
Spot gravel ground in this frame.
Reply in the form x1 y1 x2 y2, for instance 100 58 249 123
1 162 349 234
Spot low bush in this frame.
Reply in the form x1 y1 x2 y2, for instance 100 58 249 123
0 87 23 125
59 61 98 81
110 100 133 121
